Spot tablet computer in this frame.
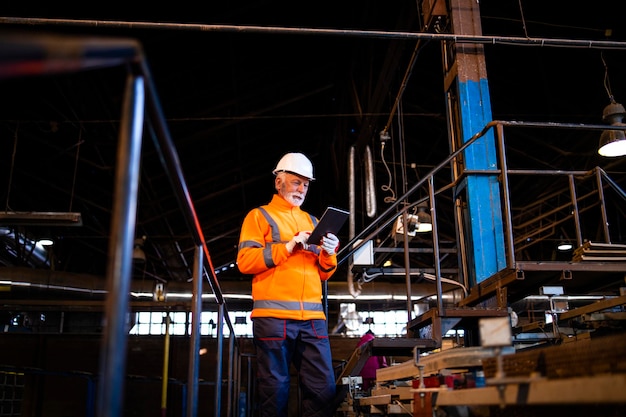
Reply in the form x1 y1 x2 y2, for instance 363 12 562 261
308 206 350 246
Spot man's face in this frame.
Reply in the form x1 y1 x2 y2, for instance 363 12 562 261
277 172 309 207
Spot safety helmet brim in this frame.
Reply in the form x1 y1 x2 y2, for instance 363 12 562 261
272 152 315 181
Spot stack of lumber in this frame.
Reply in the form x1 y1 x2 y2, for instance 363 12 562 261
572 241 626 262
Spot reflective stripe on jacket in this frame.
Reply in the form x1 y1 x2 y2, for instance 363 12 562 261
237 194 338 320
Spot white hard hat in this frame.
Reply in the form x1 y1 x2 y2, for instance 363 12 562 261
272 152 315 180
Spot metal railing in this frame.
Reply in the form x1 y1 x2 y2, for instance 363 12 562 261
0 33 246 417
336 120 626 314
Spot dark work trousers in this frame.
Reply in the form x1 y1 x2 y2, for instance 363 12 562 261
253 317 336 417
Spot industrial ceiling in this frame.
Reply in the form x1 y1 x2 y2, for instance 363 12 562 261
0 1 625 306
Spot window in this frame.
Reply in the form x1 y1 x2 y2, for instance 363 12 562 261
129 310 254 337
129 307 411 338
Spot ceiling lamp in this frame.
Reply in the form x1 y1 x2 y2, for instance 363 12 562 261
37 238 54 247
415 202 432 233
393 214 419 240
599 101 626 157
133 236 146 262
392 202 433 241
556 241 573 252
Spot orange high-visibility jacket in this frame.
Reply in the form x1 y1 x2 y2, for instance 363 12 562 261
237 194 338 320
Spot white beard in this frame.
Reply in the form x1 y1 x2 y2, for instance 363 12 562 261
284 192 304 207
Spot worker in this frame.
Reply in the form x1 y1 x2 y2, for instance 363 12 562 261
237 152 340 417
356 330 387 391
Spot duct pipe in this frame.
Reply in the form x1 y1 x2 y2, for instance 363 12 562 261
364 145 377 218
0 266 466 301
346 147 361 298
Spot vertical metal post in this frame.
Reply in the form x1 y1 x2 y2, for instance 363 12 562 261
244 353 254 417
429 177 443 314
234 346 242 417
227 334 235 417
96 73 144 417
214 304 225 416
495 123 516 267
445 0 507 285
161 314 171 417
595 167 611 243
187 245 203 417
454 198 470 291
402 210 413 328
568 174 583 247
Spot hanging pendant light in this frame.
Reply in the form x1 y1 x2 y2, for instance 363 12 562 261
415 202 433 233
598 101 626 157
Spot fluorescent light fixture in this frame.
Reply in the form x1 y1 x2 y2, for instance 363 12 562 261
0 211 82 226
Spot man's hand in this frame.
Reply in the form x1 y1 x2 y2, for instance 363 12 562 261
321 233 340 256
286 231 311 254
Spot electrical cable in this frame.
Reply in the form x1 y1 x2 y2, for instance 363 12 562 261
517 0 529 38
379 135 396 203
602 51 615 102
381 38 429 135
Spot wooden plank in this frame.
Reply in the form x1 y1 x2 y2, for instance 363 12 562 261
572 255 626 262
355 394 392 406
558 295 626 320
432 374 626 406
375 346 509 381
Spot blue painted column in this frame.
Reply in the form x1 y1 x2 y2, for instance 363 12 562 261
445 0 506 284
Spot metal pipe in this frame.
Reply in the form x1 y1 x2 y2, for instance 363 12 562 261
429 177 444 314
454 198 470 292
234 345 242 417
347 146 361 298
161 314 171 417
595 168 611 243
600 168 626 199
245 354 254 417
141 51 237 417
227 334 235 417
3 17 626 51
401 211 412 328
337 121 498 265
349 146 356 239
96 73 144 417
337 119 618 265
186 245 203 417
214 304 225 417
141 61 223 303
0 267 461 301
568 174 584 247
397 104 413 326
365 145 377 218
495 123 516 268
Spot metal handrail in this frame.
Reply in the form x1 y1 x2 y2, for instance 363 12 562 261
0 33 244 417
336 119 624 319
139 44 241 417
